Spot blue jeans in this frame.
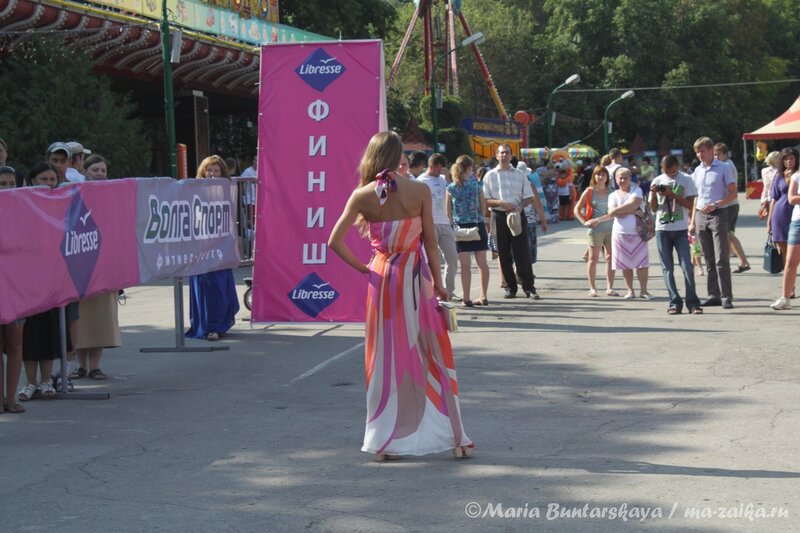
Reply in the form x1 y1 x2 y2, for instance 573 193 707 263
655 230 700 310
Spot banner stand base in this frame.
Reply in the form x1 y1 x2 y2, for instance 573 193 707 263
138 278 231 353
54 391 110 400
140 346 229 353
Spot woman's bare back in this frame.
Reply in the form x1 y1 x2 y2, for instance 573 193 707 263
354 175 426 222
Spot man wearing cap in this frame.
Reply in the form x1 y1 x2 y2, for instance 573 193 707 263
46 142 71 182
483 144 540 299
65 141 91 183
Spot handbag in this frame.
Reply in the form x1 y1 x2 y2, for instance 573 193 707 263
634 204 655 241
583 188 594 220
454 225 480 242
764 235 783 274
439 301 458 332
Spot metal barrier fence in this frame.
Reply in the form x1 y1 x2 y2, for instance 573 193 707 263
232 176 257 264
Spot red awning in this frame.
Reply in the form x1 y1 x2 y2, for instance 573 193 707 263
743 96 800 140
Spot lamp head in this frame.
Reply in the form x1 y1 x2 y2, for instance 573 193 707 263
565 73 580 85
621 90 635 100
461 32 485 47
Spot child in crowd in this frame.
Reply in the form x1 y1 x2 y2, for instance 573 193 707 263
542 176 560 223
689 231 704 276
19 162 70 401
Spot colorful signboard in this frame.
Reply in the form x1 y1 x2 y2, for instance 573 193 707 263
86 0 323 46
252 40 386 323
0 178 242 324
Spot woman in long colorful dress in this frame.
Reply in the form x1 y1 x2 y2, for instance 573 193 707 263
328 132 473 461
186 155 240 341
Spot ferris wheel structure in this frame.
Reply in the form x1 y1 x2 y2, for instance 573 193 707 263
386 0 508 120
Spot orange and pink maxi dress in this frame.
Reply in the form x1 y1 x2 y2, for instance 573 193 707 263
362 215 472 456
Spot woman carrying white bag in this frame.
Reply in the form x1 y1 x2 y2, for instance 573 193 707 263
447 155 490 307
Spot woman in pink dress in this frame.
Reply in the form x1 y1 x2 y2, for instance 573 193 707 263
328 132 473 461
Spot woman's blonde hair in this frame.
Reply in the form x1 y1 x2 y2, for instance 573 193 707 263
450 155 473 185
614 167 632 184
358 131 403 187
599 154 612 167
765 151 781 168
197 155 230 179
590 165 609 187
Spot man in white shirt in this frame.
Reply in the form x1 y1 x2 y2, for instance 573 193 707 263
606 148 623 190
650 155 700 314
417 153 459 300
713 143 750 273
409 151 428 178
240 154 257 208
688 136 738 309
65 141 90 183
483 144 539 299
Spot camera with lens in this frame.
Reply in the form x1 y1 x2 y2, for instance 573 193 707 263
655 184 669 193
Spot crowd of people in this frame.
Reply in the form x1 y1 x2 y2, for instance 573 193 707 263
387 136 799 317
326 131 799 460
0 140 250 413
0 139 121 414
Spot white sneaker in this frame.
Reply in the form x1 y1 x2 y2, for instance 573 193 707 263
770 297 791 310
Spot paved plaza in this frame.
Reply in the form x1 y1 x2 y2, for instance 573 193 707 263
1 195 798 532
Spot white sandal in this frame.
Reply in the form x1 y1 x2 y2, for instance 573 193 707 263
39 382 56 398
18 383 38 402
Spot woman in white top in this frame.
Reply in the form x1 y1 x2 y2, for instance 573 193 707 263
596 167 650 299
760 151 780 219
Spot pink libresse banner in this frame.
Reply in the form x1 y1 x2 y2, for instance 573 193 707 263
0 181 140 323
252 40 386 323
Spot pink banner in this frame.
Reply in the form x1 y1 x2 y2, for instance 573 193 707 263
0 181 140 324
252 40 386 322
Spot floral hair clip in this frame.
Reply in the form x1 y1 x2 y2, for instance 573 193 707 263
374 168 397 206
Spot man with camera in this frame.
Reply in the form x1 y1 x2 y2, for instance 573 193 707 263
649 155 701 314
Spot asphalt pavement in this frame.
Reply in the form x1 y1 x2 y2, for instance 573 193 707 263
1 195 798 532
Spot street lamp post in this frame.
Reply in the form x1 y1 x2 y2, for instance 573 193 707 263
546 73 580 148
430 32 486 153
603 90 635 154
161 0 177 180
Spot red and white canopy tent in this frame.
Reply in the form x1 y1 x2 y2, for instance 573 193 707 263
742 95 800 182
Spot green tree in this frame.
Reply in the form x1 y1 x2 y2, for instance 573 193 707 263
527 0 795 152
0 37 151 178
280 0 398 39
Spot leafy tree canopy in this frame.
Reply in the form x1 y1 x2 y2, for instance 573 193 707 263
383 0 800 154
281 0 398 39
0 37 152 178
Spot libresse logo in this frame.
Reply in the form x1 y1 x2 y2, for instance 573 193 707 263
60 189 101 298
288 272 339 318
295 48 346 92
